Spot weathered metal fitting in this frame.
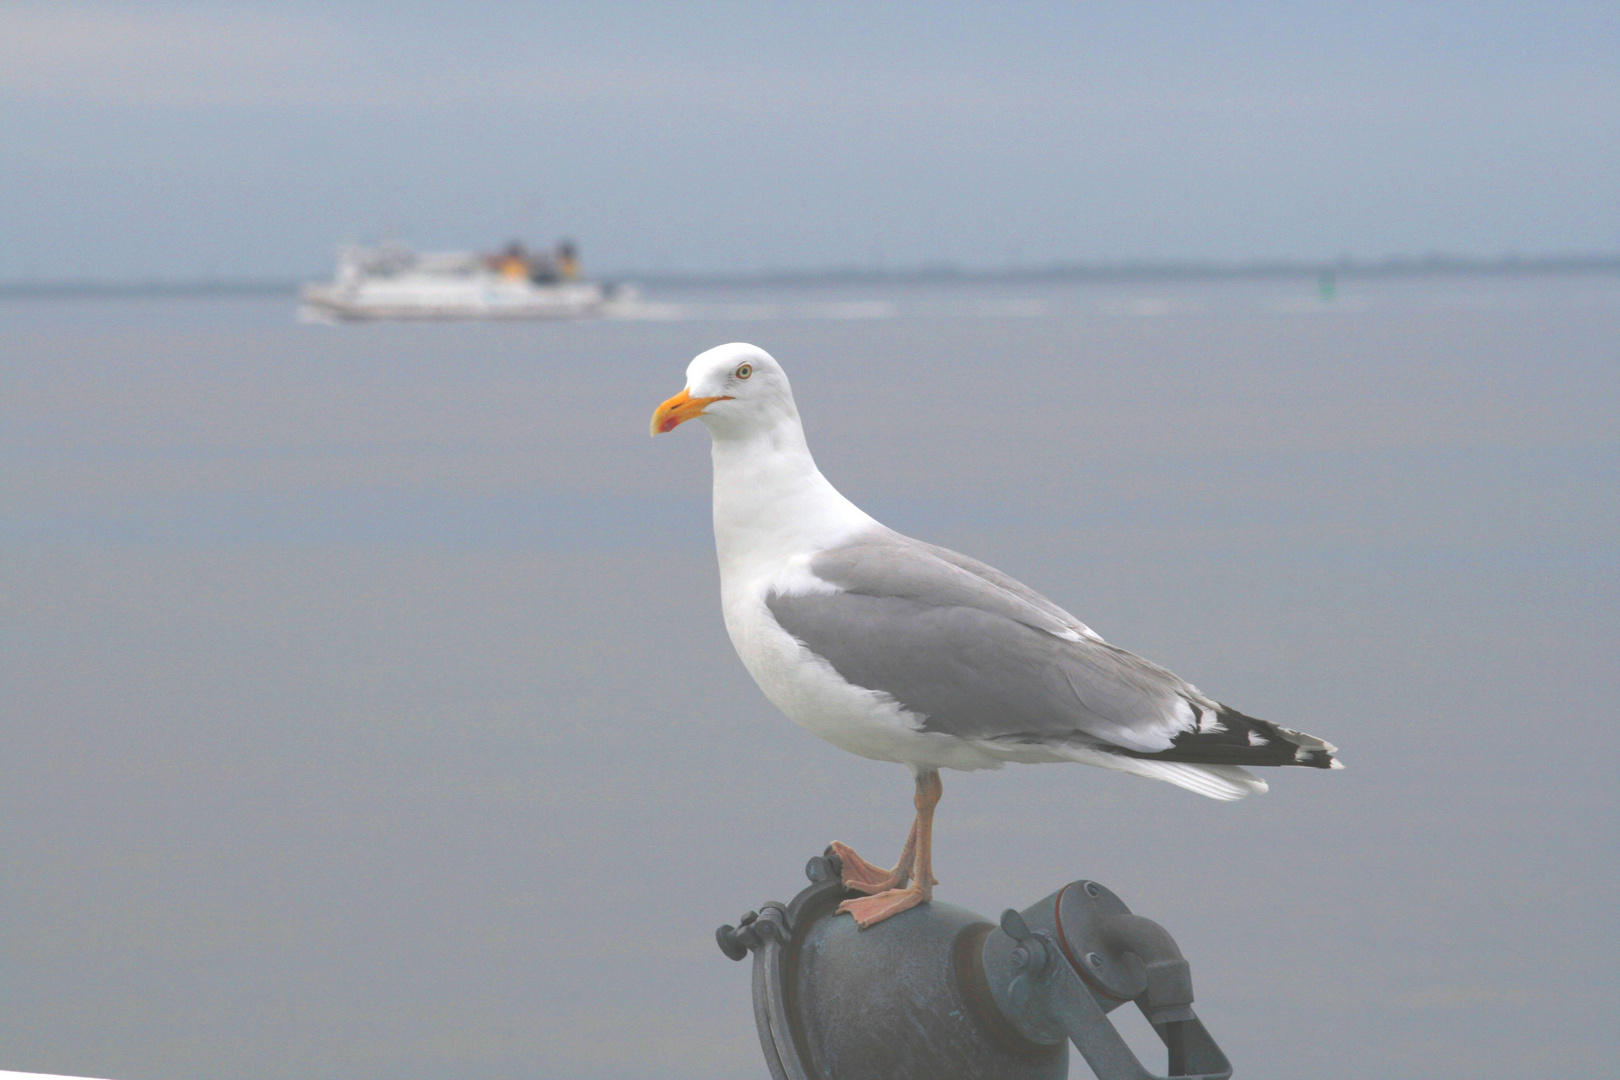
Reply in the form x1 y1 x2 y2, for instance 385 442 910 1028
716 902 792 960
1000 908 1053 977
716 914 758 961
808 850 841 883
1143 957 1195 1010
720 854 1232 1080
753 904 791 947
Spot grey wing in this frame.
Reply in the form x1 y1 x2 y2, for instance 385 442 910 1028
768 528 1340 768
811 525 1103 642
766 587 1192 753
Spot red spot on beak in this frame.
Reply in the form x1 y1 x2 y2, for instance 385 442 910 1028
650 389 732 436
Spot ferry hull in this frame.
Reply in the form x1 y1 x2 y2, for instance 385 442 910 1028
301 280 606 321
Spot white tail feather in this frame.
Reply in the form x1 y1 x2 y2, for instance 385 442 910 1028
1049 745 1269 800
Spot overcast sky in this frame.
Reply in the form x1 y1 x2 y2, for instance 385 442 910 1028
2 1 1617 280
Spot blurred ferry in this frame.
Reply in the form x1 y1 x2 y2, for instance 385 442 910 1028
300 240 618 321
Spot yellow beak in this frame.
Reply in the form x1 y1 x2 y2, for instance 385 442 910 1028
650 388 730 435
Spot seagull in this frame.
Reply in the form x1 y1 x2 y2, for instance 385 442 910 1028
652 343 1341 928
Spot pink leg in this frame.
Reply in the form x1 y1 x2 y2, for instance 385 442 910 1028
837 770 942 928
829 820 916 894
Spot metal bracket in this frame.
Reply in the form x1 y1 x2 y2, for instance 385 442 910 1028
716 853 851 1080
716 851 846 962
1000 901 1232 1080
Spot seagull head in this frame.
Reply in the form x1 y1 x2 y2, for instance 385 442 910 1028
650 342 798 440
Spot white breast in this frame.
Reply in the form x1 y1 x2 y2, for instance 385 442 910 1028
721 570 914 758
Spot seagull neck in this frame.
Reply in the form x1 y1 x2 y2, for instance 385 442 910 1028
709 422 874 574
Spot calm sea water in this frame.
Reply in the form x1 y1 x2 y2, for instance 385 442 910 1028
3 274 1617 1079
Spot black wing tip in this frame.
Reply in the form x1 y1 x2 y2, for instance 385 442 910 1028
1143 700 1343 770
1292 746 1344 770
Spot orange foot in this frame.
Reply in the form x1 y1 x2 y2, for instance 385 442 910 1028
837 885 929 928
828 841 905 894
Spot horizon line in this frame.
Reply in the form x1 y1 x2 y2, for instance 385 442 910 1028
4 251 1619 297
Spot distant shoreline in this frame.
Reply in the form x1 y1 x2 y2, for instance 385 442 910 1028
4 253 1619 298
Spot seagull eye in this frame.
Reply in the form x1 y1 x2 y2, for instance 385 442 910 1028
735 363 753 380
